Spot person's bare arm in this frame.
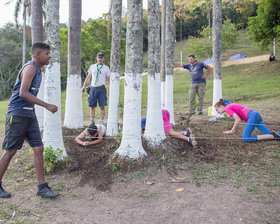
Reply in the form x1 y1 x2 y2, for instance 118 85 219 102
174 63 184 68
82 73 92 92
19 65 58 113
223 113 241 134
75 131 87 146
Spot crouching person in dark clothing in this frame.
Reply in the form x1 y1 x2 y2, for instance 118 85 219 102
0 42 59 198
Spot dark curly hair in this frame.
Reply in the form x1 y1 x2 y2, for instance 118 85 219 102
86 123 98 136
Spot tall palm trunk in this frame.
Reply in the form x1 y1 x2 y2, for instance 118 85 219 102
115 0 146 159
32 0 44 131
64 0 83 128
22 0 28 66
44 0 67 157
211 0 223 118
107 0 122 136
160 0 166 108
144 0 166 145
165 0 175 124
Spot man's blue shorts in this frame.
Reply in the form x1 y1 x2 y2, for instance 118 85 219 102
88 85 107 107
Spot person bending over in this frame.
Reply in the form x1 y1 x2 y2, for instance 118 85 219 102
214 99 280 142
75 122 106 146
142 109 197 147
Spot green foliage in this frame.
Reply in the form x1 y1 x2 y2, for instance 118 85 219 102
248 0 280 50
43 146 63 173
114 131 122 148
0 23 31 99
59 18 126 82
187 19 239 59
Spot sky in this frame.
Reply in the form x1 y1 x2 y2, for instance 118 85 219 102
0 0 148 28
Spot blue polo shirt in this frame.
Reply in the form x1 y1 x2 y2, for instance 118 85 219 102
183 61 208 84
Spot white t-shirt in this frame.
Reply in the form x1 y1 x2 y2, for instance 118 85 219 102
88 63 110 87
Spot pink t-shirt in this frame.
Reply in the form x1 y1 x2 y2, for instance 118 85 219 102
225 104 251 123
162 109 172 133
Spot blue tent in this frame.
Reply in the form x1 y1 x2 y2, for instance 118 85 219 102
204 57 213 64
228 54 248 61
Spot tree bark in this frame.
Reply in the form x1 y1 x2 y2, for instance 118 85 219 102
44 0 67 157
144 0 166 145
165 0 175 124
107 0 122 136
64 0 83 129
116 0 146 159
160 0 166 108
32 0 44 131
211 0 223 118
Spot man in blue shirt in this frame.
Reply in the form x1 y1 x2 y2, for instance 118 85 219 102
174 54 211 115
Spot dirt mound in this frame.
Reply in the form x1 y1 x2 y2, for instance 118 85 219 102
62 118 280 192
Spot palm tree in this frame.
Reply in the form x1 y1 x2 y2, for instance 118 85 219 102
144 0 166 145
13 0 31 65
165 0 175 124
107 0 122 137
31 0 44 131
43 0 67 157
115 0 146 159
211 0 223 118
64 0 84 129
160 0 166 108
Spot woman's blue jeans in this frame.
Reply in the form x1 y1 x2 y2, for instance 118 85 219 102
242 110 271 142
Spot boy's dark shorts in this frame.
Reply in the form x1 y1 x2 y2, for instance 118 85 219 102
2 114 43 150
88 85 107 107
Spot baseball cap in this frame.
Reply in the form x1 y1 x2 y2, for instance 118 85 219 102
97 52 104 57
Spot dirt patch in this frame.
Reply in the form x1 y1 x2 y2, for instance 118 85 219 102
63 128 117 191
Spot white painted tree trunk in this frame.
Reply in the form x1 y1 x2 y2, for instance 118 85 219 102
64 75 84 128
211 0 223 119
160 0 166 108
165 75 175 124
44 0 67 157
107 72 120 136
64 0 83 129
115 0 146 159
144 0 165 145
161 81 165 108
35 74 44 131
107 0 122 137
165 0 175 124
32 0 44 131
144 73 166 144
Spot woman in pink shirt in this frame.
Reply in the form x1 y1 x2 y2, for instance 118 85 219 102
214 99 280 142
141 110 197 147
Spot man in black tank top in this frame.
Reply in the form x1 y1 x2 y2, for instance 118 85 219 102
0 43 59 198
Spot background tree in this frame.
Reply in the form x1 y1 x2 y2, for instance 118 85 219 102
248 0 280 52
107 0 122 136
31 0 44 131
64 0 84 129
187 18 238 59
0 23 26 99
165 0 175 124
144 0 166 145
44 0 67 157
211 0 223 118
115 0 146 159
13 0 31 65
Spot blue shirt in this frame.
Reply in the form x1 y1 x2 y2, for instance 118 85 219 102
7 61 42 117
183 61 208 84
